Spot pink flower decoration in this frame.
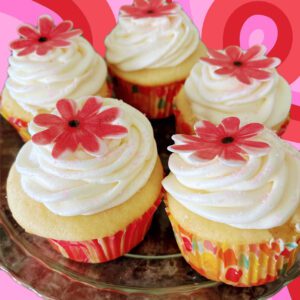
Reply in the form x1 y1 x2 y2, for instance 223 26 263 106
32 97 128 159
120 0 179 19
169 117 270 165
201 45 281 85
10 15 82 56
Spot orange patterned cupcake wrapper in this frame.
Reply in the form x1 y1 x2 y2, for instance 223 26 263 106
167 209 300 287
109 69 184 119
49 196 162 264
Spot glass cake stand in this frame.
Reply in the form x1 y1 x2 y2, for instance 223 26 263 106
0 117 299 300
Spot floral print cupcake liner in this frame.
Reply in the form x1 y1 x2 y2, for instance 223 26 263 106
167 208 300 287
49 195 162 264
109 69 184 119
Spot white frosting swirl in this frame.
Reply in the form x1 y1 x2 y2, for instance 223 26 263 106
6 37 107 115
184 61 291 128
15 98 157 216
105 10 199 71
163 130 300 229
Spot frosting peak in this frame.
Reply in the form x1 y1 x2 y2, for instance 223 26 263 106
105 8 200 71
6 36 107 115
184 50 291 128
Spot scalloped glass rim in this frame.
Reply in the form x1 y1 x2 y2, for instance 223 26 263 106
1 215 300 298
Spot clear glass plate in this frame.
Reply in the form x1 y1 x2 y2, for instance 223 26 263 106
1 117 299 300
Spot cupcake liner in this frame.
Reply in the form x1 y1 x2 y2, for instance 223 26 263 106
0 106 30 141
167 208 300 287
49 195 162 264
109 69 184 119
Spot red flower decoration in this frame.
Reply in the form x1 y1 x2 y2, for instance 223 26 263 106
201 45 281 85
32 97 128 159
169 117 270 165
10 15 82 56
120 0 179 19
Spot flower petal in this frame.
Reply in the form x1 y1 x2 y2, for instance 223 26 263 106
170 143 204 152
18 25 39 39
76 130 100 153
36 45 53 56
219 117 240 136
93 124 128 139
246 58 281 69
234 70 253 85
39 15 54 36
95 108 121 123
194 120 220 142
225 46 243 60
238 123 264 139
121 6 143 16
78 97 102 119
190 146 221 161
34 114 63 127
32 126 63 145
49 40 71 47
207 48 229 61
215 67 235 76
220 145 246 162
54 29 82 40
56 99 76 120
52 131 78 158
172 134 202 144
239 140 270 149
50 20 72 36
17 45 36 56
241 45 265 61
10 39 35 50
243 68 272 81
201 57 231 67
134 0 149 8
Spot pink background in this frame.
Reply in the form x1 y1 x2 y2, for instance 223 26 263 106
0 0 299 299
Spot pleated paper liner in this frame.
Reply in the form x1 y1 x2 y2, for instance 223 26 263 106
166 208 300 287
49 196 162 264
109 69 184 119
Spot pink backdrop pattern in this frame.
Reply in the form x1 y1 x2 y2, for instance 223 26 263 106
0 1 299 299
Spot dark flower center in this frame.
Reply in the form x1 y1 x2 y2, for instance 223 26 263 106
38 36 48 43
147 9 155 14
68 120 80 128
233 61 242 67
222 136 234 144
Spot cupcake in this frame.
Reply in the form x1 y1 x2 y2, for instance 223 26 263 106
174 45 291 135
163 117 300 287
7 96 163 263
105 0 206 119
0 15 110 141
